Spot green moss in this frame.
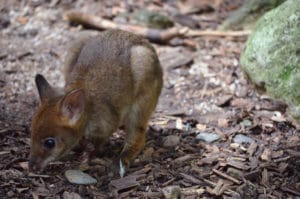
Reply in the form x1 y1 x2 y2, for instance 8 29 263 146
241 0 300 119
278 65 294 81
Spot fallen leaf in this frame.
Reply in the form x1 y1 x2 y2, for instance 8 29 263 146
19 161 29 170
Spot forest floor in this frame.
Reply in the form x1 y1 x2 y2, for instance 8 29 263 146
0 0 299 198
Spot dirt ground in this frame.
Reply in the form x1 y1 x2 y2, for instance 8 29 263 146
0 0 299 198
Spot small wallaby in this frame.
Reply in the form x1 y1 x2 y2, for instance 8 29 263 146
29 29 163 176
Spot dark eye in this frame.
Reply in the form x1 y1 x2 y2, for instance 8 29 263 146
44 138 55 150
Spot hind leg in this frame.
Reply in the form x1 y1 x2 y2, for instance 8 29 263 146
119 45 163 176
120 116 148 167
119 91 160 177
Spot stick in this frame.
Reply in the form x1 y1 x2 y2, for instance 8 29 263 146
188 29 251 37
64 11 184 43
212 169 241 184
64 11 251 43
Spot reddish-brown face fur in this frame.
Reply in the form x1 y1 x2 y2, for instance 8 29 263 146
29 97 84 172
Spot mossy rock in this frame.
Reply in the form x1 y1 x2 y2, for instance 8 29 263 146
240 0 300 119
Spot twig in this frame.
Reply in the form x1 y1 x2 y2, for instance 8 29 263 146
188 29 251 37
180 173 204 185
64 10 184 43
281 186 300 196
181 186 205 196
28 173 51 178
212 169 241 184
200 81 208 99
284 143 300 149
162 177 177 187
174 154 194 164
142 192 163 198
273 155 290 163
64 11 251 43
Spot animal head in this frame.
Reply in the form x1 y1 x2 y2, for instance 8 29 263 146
29 74 86 172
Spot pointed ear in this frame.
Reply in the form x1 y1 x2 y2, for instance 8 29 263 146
61 89 85 125
35 74 55 102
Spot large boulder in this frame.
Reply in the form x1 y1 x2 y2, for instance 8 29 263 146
240 0 300 119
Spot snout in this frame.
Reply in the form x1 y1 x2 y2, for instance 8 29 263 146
29 157 45 173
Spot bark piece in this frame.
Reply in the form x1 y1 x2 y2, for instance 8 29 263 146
110 174 145 192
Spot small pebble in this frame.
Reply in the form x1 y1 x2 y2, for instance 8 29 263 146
240 119 252 127
233 134 254 144
196 132 220 143
163 135 180 147
7 191 14 197
65 170 97 185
